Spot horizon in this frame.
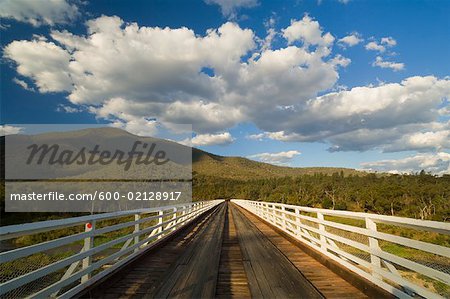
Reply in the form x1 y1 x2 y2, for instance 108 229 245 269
0 125 434 176
1 0 449 175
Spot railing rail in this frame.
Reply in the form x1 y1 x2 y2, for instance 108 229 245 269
0 200 223 298
232 199 450 299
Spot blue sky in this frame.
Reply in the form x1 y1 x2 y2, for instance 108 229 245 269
1 0 449 174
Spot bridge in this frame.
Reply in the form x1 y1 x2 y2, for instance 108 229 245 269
1 200 449 298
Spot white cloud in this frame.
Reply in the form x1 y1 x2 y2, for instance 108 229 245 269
248 150 301 166
247 133 266 140
56 104 82 113
205 0 258 18
383 126 450 152
330 54 351 67
4 39 72 92
0 125 23 135
365 41 385 53
4 15 343 133
282 15 334 46
109 119 159 137
361 152 450 175
4 15 449 154
338 33 362 47
365 37 397 53
0 0 79 26
188 132 235 146
381 36 397 46
372 56 405 71
12 77 34 91
253 76 450 152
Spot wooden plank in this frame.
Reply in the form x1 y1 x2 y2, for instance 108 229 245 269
152 202 226 298
231 204 324 299
216 203 252 298
81 203 223 299
233 203 370 299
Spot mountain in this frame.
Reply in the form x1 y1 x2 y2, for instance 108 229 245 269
1 127 364 180
192 148 362 180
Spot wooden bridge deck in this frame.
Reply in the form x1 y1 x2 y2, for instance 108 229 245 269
81 202 372 299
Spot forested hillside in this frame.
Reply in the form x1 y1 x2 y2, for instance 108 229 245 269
193 172 450 222
1 130 449 225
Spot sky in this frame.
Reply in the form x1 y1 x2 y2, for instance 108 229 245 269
0 0 449 174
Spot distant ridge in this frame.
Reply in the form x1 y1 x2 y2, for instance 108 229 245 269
1 127 365 180
192 148 363 180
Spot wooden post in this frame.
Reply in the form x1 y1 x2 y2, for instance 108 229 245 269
134 214 140 253
157 210 163 239
366 217 382 280
172 207 178 232
317 212 327 251
295 208 301 237
82 221 95 283
281 205 287 230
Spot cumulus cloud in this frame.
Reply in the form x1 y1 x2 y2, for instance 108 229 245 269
4 15 343 133
338 33 362 47
248 150 301 166
0 125 23 135
4 39 72 92
372 56 405 71
365 37 397 53
254 76 450 152
109 118 159 137
282 15 334 46
361 152 450 175
188 132 235 146
381 36 397 47
205 0 258 18
365 41 385 53
0 0 79 26
12 77 34 91
4 15 449 154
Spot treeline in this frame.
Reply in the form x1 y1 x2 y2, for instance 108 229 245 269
193 171 450 222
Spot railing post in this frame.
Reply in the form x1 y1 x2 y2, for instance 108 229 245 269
134 214 140 253
181 206 186 223
172 207 178 232
366 217 382 280
317 212 327 251
281 205 287 230
81 221 96 283
157 210 163 239
295 208 301 237
270 204 275 223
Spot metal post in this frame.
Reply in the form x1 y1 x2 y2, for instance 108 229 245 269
81 221 95 283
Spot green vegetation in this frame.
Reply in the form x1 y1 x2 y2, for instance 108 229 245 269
192 148 363 180
193 171 450 222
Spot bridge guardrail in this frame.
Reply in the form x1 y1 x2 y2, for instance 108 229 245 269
0 200 223 298
232 199 450 299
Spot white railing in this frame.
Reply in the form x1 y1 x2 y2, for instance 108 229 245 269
232 199 450 299
0 200 223 298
